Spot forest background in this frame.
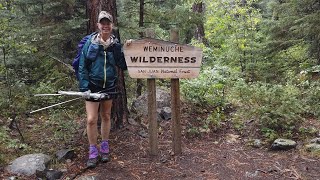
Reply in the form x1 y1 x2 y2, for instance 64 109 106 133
0 0 320 166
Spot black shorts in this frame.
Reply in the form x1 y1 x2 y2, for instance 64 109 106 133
85 84 117 102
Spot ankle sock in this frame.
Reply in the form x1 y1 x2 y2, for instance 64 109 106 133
89 145 98 159
100 140 109 154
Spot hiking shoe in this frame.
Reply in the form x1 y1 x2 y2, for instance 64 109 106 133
86 157 98 168
100 140 110 163
87 145 99 168
100 152 110 163
100 140 109 153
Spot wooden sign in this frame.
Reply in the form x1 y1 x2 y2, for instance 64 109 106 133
123 38 203 79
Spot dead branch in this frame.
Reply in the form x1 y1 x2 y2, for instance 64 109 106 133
49 55 75 72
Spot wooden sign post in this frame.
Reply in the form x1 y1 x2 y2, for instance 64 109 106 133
124 32 203 155
170 29 181 154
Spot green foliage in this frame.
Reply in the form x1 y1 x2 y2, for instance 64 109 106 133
0 126 30 164
266 0 320 62
201 0 319 140
0 64 33 117
205 0 264 80
0 126 10 164
46 109 81 146
262 43 313 83
230 81 304 140
22 108 83 156
181 65 230 107
203 0 318 83
119 0 201 43
12 0 87 61
186 126 201 138
205 107 225 131
298 126 318 138
261 127 278 140
300 81 320 117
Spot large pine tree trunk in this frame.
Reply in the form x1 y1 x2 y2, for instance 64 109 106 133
192 2 209 46
86 0 99 34
86 0 128 129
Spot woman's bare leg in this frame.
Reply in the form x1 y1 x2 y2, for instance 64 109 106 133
100 100 113 140
85 101 100 145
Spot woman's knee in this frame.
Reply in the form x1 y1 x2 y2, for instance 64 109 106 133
100 113 111 122
87 116 98 126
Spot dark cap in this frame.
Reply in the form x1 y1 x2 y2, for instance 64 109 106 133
98 11 113 23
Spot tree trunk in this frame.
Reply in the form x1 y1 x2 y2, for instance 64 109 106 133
136 0 145 98
317 38 320 65
192 2 209 46
86 0 99 34
86 0 128 129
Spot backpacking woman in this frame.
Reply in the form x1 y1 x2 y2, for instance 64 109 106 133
78 11 127 168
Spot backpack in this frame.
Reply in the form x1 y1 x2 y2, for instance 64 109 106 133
72 32 97 80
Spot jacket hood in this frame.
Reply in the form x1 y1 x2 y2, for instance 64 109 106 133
91 33 118 49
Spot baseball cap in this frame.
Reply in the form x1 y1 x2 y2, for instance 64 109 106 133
98 11 113 23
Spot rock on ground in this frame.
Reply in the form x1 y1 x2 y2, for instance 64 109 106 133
6 153 51 176
271 138 297 150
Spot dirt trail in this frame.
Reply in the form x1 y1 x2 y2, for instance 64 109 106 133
65 124 320 180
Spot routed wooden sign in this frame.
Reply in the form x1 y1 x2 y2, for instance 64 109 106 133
124 38 203 79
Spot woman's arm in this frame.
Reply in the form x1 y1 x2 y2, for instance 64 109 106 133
78 43 91 92
114 43 127 70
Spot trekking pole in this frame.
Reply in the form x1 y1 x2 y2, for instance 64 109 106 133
34 93 63 97
34 91 110 100
28 97 82 114
30 90 119 115
57 91 107 99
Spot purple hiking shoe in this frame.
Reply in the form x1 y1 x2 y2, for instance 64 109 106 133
86 145 98 168
100 140 110 163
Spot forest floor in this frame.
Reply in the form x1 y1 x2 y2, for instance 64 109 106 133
63 105 320 180
66 125 320 180
2 104 320 180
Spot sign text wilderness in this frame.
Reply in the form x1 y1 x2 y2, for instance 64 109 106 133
131 46 196 64
123 38 203 79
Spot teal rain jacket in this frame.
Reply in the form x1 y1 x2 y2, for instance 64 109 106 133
78 34 127 92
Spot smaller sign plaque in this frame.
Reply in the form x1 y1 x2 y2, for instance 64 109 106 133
124 38 203 79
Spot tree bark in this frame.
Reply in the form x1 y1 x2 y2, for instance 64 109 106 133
86 0 99 34
86 0 128 129
136 0 145 98
192 2 209 46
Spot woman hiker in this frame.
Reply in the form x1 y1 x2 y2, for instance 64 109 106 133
78 11 127 168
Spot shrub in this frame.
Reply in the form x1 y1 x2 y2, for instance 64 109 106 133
0 126 30 164
229 81 304 140
181 66 230 107
205 107 225 131
300 81 320 117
